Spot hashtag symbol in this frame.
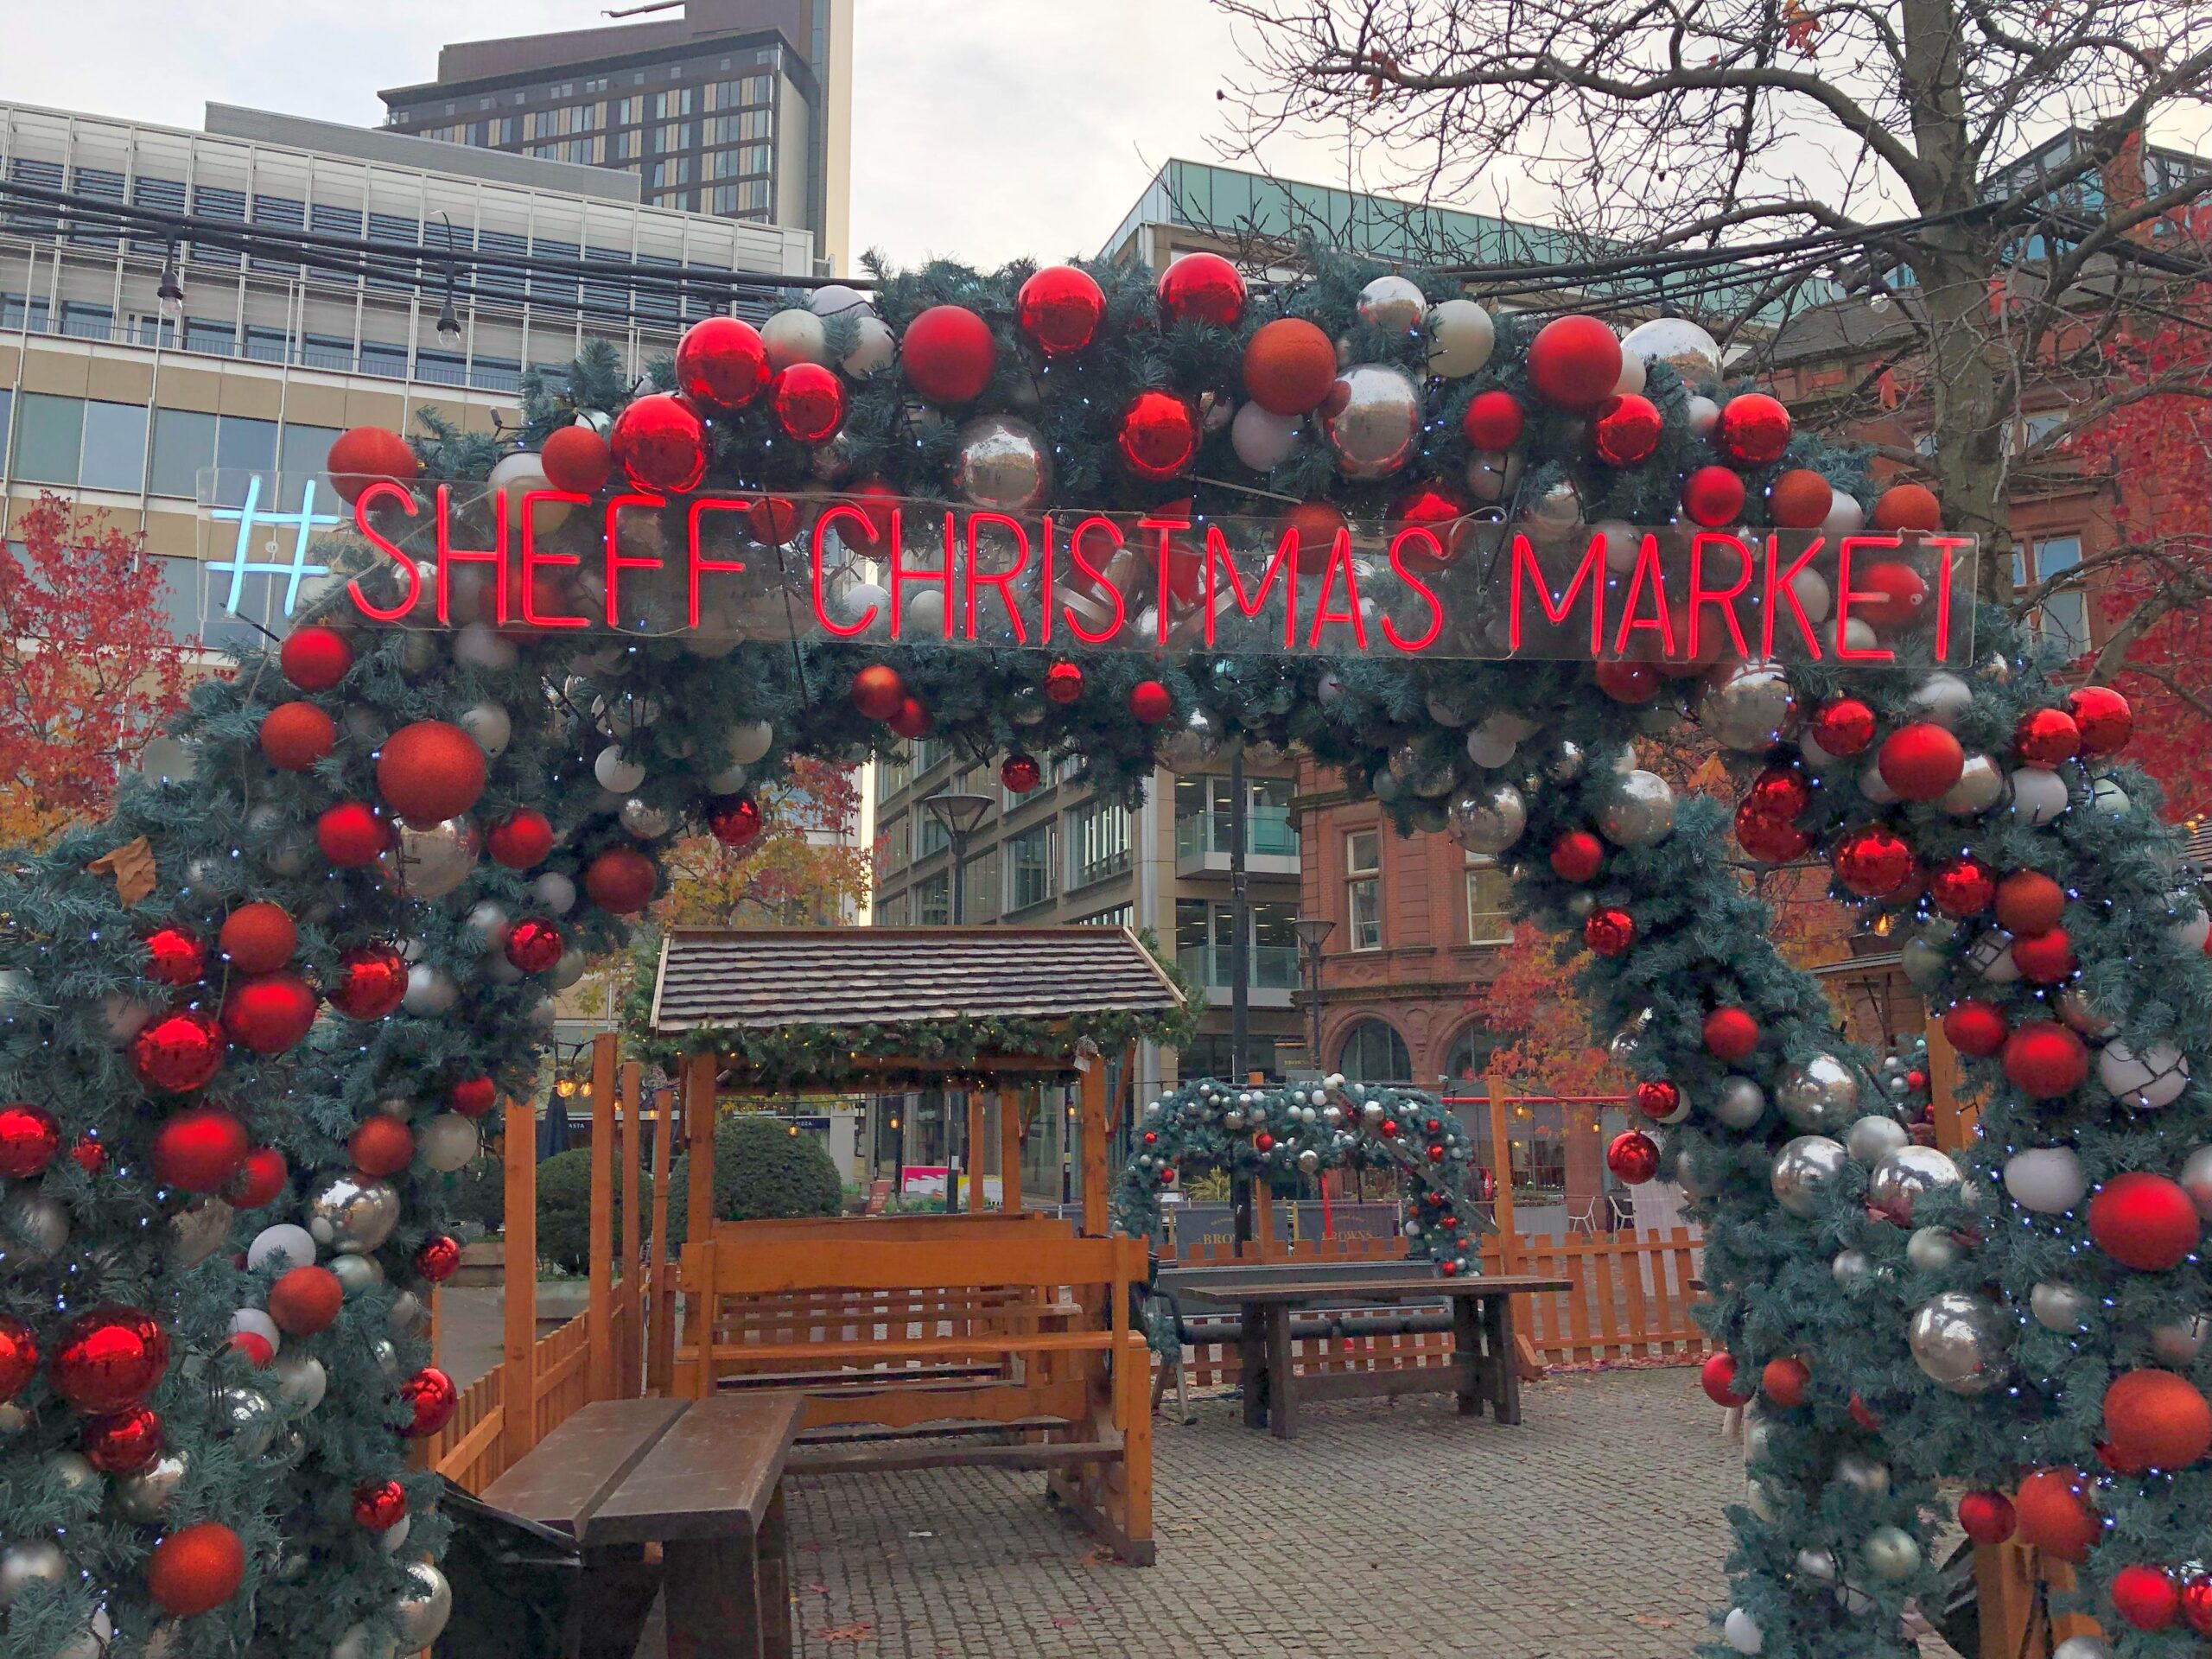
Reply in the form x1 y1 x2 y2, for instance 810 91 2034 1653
207 474 342 624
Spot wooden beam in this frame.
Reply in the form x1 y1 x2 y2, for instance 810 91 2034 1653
1926 1020 1977 1154
998 1086 1022 1213
1078 1056 1108 1236
1486 1078 1518 1264
647 1084 677 1395
499 1098 539 1469
619 1059 643 1399
587 1033 618 1403
966 1092 988 1214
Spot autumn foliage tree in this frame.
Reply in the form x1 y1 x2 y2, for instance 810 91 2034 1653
651 755 872 926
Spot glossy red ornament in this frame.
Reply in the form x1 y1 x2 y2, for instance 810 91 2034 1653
2182 1575 2212 1637
2001 1020 2088 1099
316 801 388 867
130 1008 226 1092
1459 389 1525 452
1549 830 1604 883
850 664 906 721
347 1116 414 1179
1633 1080 1681 1122
1585 906 1636 957
230 1146 287 1209
1681 465 1746 527
416 1234 463 1283
2066 685 2132 754
279 625 353 691
1716 392 1792 466
585 846 658 914
221 971 319 1055
270 1264 345 1337
1592 393 1662 467
398 1365 460 1439
1240 317 1337 414
1906 1068 1927 1091
1956 1490 2017 1546
1700 1351 1751 1407
1593 659 1658 703
886 696 931 740
354 1478 409 1532
1929 856 1997 917
0 1313 35 1402
142 925 206 987
747 494 798 544
219 903 296 974
260 700 336 771
1017 265 1107 357
2012 1469 2097 1562
1768 468 1834 529
1156 253 1245 328
706 796 761 848
83 1404 164 1474
1831 824 1917 899
378 721 487 825
1254 1132 1275 1153
1526 315 1622 408
505 918 564 974
1605 1129 1659 1184
2102 1369 2212 1472
1703 1007 1761 1063
610 393 709 493
541 424 613 495
1128 680 1173 725
2089 1171 2201 1271
70 1135 105 1175
1735 800 1809 862
2013 707 2080 768
325 427 418 504
900 304 997 404
1942 1000 2009 1058
0 1102 60 1178
54 1305 169 1411
486 810 556 870
1851 561 1926 630
1000 754 1041 793
1872 482 1942 533
1848 1393 1882 1432
1877 721 1965 800
2112 1566 2181 1631
1388 481 1473 568
2012 928 2075 984
229 1332 273 1366
150 1106 249 1193
146 1522 246 1618
329 944 408 1020
771 362 847 443
1746 766 1813 822
1117 390 1199 480
1762 1356 1811 1408
1807 697 1876 757
1993 871 2065 937
448 1077 499 1118
673 315 771 410
1042 662 1084 705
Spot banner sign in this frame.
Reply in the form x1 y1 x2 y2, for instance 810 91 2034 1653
196 472 1979 665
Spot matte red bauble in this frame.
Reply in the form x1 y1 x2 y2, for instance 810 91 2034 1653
53 1305 169 1411
1746 766 1812 822
347 1116 415 1179
747 494 798 545
1734 800 1809 863
2012 927 2075 984
1549 830 1604 883
1584 906 1635 957
1526 315 1623 408
1877 721 1965 800
1717 392 1792 466
886 696 931 740
1241 317 1337 414
1016 264 1107 357
329 944 408 1019
771 362 847 442
316 802 388 867
326 426 418 504
1128 680 1173 725
219 903 297 975
1808 697 1876 756
0 1313 35 1402
147 1522 246 1618
486 809 556 870
230 1146 287 1209
2183 1576 2212 1637
1700 1351 1751 1407
378 721 487 824
2066 685 2132 754
706 796 761 848
1768 469 1834 529
2112 1566 2181 1631
505 918 565 974
1942 999 2009 1058
448 1077 499 1118
540 423 614 495
269 1264 345 1337
1042 661 1084 705
222 971 319 1055
2013 707 2080 768
71 1135 105 1174
2089 1171 2201 1271
1633 1080 1681 1122
1460 389 1525 451
1389 482 1472 569
1156 252 1245 327
1762 1356 1811 1408
673 315 771 410
609 393 709 493
1681 465 1746 527
279 625 353 691
584 846 658 914
150 1107 250 1193
83 1405 164 1474
260 701 336 771
130 1009 225 1092
1956 1490 2017 1546
1117 390 1199 480
1592 393 1662 466
1872 482 1942 533
900 304 997 404
1993 870 2065 937
2012 1468 2096 1563
416 1233 463 1283
1000 754 1041 793
2000 1020 2087 1099
2103 1369 2212 1471
850 664 906 721
1703 1007 1761 1063
1605 1129 1659 1184
1593 659 1658 703
1832 824 1917 899
1849 1393 1881 1431
353 1478 409 1532
0 1102 60 1178
398 1365 460 1438
1853 562 1927 629
1929 856 1997 917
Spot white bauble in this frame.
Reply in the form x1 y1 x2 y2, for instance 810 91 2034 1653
404 964 459 1017
2090 777 2132 817
760 307 830 368
103 992 156 1042
2030 1281 2092 1332
1842 617 1878 653
2003 1147 2086 1213
1424 298 1495 377
486 451 570 531
2097 1039 2189 1109
1612 346 1647 395
459 701 512 758
1822 490 1865 537
1686 395 1719 438
807 283 871 319
2052 1638 2113 1659
531 871 578 915
2009 767 2069 824
417 1112 481 1173
247 1224 317 1273
1464 725 1517 770
1722 1608 1763 1655
838 581 889 630
1789 566 1832 624
331 1622 398 1659
727 720 775 765
1939 755 2005 816
1859 761 1900 805
1230 401 1301 472
270 1351 327 1415
453 621 517 671
594 746 645 794
842 315 896 376
2170 905 2210 954
1965 933 2018 983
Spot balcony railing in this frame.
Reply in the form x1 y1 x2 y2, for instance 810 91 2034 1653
1176 943 1300 991
1173 804 1298 861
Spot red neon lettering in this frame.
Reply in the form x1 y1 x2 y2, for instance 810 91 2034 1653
1382 530 1446 653
601 493 666 629
1833 536 1898 662
1306 530 1368 651
1139 514 1190 647
519 490 590 629
684 498 752 630
890 512 956 642
1039 514 1056 645
964 512 1032 643
1760 533 1826 659
1062 517 1126 645
346 481 421 622
435 483 509 626
1508 531 1606 656
1611 533 1678 659
809 504 877 638
1204 524 1298 649
1924 536 1974 662
1686 532 1752 660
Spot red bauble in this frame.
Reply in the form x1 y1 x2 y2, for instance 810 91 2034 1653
1633 1080 1681 1122
0 1313 35 1402
900 304 997 404
348 1116 415 1179
1549 830 1605 883
1762 1355 1811 1408
0 1102 60 1178
1854 562 1928 630
279 625 353 691
316 801 388 867
143 925 207 986
150 1107 250 1193
53 1305 169 1411
2011 927 2075 984
1389 482 1473 569
219 903 296 975
1703 1007 1761 1063
540 423 614 495
1877 721 1965 801
328 944 408 1020
1593 659 1658 703
771 362 847 443
1942 999 2010 1058
222 971 319 1056
1241 317 1337 414
1929 855 1998 917
2183 1576 2212 1637
486 810 556 870
1745 765 1812 823
1605 1129 1659 1184
2089 1171 2201 1271
1849 1393 1881 1431
353 1478 409 1532
1700 1351 1751 1407
1156 253 1245 327
1526 315 1623 409
1808 697 1876 757
147 1522 246 1618
1872 482 1942 533
2000 1020 2088 1099
706 796 761 848
416 1233 463 1283
2013 1468 2097 1563
269 1264 345 1337
1735 803 1811 863
1460 389 1525 451
1117 390 1199 480
747 494 798 545
886 696 931 740
610 393 709 494
2102 1369 2212 1471
326 427 418 504
130 1009 226 1092
230 1146 287 1209
398 1365 460 1439
1832 824 1917 899
2066 685 2132 754
1043 661 1084 705
1768 469 1834 529
1995 870 2066 937
1128 680 1173 725
1681 465 1746 527
1585 906 1636 957
448 1076 499 1118
584 846 658 913
2112 1566 2181 1631
2013 707 2081 768
71 1135 105 1174
1955 1490 2017 1546
1592 393 1662 467
673 315 770 410
505 918 565 974
378 721 487 825
1016 264 1107 357
1001 753 1041 793
83 1404 163 1474
1717 393 1792 466
850 664 906 721
260 701 336 772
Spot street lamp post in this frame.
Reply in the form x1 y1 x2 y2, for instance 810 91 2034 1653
921 791 993 1209
1294 916 1337 1074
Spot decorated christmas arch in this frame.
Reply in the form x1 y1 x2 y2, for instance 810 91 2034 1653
0 242 2202 1659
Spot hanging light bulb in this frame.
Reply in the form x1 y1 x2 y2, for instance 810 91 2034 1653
156 245 185 323
435 293 463 348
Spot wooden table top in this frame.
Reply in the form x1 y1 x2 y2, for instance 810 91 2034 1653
1192 1273 1573 1304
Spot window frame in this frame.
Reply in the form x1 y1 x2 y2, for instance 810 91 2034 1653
1345 829 1382 951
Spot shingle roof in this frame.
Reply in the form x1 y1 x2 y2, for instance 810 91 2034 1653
650 926 1185 1034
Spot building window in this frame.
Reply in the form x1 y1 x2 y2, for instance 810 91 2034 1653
1345 830 1382 950
1440 1026 1496 1087
149 408 218 498
917 872 950 926
1076 904 1134 927
709 181 770 216
915 810 949 861
1068 799 1130 887
741 74 773 104
1337 1019 1412 1084
79 400 149 493
1465 855 1513 945
1007 823 1053 910
2013 537 2087 654
14 392 85 486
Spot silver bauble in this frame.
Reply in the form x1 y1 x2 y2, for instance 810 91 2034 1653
403 963 460 1016
0 1402 32 1438
1937 753 2005 816
1357 273 1427 334
531 871 578 916
331 1623 398 1659
1867 1145 1961 1224
114 1450 189 1521
2150 1313 2208 1365
1619 317 1722 387
1776 1055 1859 1134
1845 1115 1910 1167
1526 477 1582 530
458 701 512 758
1703 661 1799 752
2030 1281 2091 1333
268 1352 329 1417
1909 671 1974 730
1861 1524 1922 1581
620 797 672 840
1722 1607 1764 1656
1900 937 1950 989
0 1538 67 1605
54 1609 111 1659
378 816 480 900
329 1254 384 1297
1909 1290 2011 1394
394 1561 454 1647
1297 1148 1320 1174
0 1187 68 1272
1770 1135 1848 1217
1424 297 1494 376
1710 1076 1766 1130
1834 1451 1891 1497
1831 1248 1871 1287
1161 709 1221 771
1320 364 1421 479
389 1291 431 1338
465 900 511 950
1595 769 1675 848
168 1198 235 1269
416 1112 480 1173
372 1337 401 1380
547 950 588 991
2052 1641 2113 1659
2181 1144 2212 1221
1447 782 1527 854
1906 1226 1961 1272
1794 1547 1839 1586
951 415 1052 512
47 1448 99 1497
308 1173 401 1254
217 1384 278 1457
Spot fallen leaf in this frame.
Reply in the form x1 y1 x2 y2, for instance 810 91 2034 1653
1630 1614 1677 1629
819 1622 874 1643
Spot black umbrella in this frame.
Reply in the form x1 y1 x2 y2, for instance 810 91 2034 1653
536 1091 572 1160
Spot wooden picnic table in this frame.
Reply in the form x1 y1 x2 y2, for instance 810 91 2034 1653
480 1392 804 1659
1189 1271 1573 1440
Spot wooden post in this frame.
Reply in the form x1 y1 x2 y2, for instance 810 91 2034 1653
498 1098 539 1469
1486 1079 1519 1265
1252 1182 1275 1261
682 1053 718 1399
1078 1053 1108 1235
966 1093 988 1213
998 1086 1022 1213
647 1084 677 1394
1927 1020 1977 1153
586 1033 618 1403
619 1060 643 1399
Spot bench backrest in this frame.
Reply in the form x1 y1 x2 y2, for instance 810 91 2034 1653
685 1232 1141 1300
710 1213 1076 1247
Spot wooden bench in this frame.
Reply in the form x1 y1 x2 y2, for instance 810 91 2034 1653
479 1394 802 1659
